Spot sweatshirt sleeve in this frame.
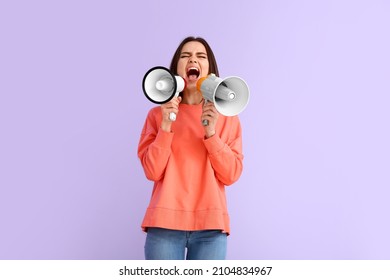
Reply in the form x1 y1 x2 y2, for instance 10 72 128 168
137 109 173 181
203 116 244 186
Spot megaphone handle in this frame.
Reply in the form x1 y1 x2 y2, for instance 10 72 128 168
169 112 177 121
202 99 209 126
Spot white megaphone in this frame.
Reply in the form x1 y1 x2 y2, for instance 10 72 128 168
197 74 250 126
142 66 186 121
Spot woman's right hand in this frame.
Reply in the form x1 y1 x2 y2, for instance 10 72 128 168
160 96 182 132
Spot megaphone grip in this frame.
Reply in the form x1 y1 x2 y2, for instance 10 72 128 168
201 99 209 126
169 112 176 121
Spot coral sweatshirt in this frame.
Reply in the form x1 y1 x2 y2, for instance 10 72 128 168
137 102 243 234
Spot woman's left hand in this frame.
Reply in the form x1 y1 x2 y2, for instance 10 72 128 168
202 101 219 138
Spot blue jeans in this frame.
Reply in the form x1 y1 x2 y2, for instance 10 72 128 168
144 227 227 260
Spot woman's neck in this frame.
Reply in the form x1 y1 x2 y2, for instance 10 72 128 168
181 88 203 105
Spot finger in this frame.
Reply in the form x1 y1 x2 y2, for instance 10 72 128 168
203 105 218 115
161 105 179 114
169 98 181 108
165 107 179 115
162 101 179 110
202 108 218 117
203 101 215 108
203 107 217 114
201 113 216 122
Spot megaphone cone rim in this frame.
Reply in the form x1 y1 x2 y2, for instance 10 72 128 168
142 66 178 104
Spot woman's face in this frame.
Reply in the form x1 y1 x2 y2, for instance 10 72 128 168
177 41 210 88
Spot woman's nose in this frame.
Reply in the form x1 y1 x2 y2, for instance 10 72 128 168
189 57 198 63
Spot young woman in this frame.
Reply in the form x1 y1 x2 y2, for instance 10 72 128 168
138 36 244 260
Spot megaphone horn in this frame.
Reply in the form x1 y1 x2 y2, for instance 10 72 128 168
142 66 185 121
197 74 250 125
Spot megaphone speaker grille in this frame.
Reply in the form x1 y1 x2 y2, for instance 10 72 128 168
142 66 177 104
214 77 250 116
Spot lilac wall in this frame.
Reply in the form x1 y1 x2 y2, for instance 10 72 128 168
1 0 389 259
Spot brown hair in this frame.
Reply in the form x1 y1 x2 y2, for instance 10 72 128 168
169 36 219 77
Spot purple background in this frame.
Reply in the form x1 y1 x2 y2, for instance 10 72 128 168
1 0 389 260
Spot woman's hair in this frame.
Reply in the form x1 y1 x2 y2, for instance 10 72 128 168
169 36 219 77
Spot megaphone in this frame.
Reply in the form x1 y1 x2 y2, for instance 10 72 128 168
197 74 250 125
142 66 185 121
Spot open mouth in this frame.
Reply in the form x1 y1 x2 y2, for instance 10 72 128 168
187 67 200 81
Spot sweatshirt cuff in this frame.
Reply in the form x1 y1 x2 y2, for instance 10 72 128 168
203 134 225 155
154 128 174 149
